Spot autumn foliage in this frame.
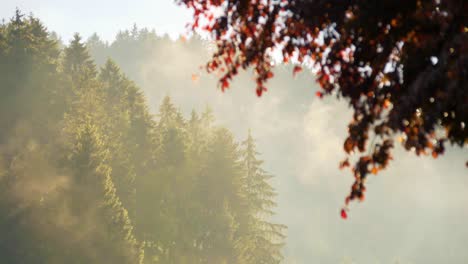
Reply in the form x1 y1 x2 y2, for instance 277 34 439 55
177 0 468 215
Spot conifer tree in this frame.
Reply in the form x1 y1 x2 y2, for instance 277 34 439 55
62 34 107 135
195 127 244 263
99 59 138 217
141 96 189 263
63 33 97 86
0 10 61 141
87 33 108 66
67 120 143 264
238 130 286 264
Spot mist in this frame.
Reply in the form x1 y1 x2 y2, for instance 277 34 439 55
86 28 468 263
0 5 467 264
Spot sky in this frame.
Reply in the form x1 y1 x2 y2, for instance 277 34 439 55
2 1 468 263
1 0 192 41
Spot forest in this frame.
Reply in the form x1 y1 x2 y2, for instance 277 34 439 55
1 0 467 262
0 12 286 264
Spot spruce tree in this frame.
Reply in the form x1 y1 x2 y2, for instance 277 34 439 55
67 119 143 264
142 96 188 263
63 33 97 87
86 33 108 66
195 127 244 263
0 10 61 141
238 130 286 264
99 59 138 218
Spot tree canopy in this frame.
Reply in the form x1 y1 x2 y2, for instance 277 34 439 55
176 0 468 215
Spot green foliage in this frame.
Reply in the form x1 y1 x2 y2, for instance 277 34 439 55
0 11 285 264
66 121 143 264
63 33 97 82
236 130 286 264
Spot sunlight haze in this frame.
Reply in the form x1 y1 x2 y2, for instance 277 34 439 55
1 1 467 263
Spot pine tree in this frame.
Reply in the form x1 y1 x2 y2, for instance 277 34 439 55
0 10 61 142
241 130 276 216
194 127 244 263
67 119 143 264
0 12 70 263
99 59 137 217
86 33 108 66
99 60 158 264
237 130 286 264
61 31 145 264
62 33 107 135
140 96 189 263
63 33 97 86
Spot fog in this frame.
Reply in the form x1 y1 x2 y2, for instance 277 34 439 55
1 2 467 263
86 32 468 263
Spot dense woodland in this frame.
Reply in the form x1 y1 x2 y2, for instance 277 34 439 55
0 12 285 264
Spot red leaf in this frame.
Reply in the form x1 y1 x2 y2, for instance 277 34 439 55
316 91 323 98
339 159 350 169
383 99 391 109
340 209 348 219
293 65 302 77
343 138 354 153
345 197 350 205
318 73 330 86
256 87 263 97
358 193 365 202
221 79 229 91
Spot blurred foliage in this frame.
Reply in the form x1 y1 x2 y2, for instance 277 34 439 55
177 0 467 211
